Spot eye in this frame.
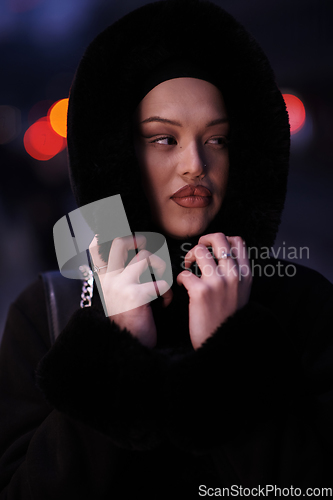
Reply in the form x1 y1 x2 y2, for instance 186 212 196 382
206 136 229 148
151 136 177 145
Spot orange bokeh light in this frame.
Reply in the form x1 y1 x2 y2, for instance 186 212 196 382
283 94 306 134
49 98 68 138
24 117 66 161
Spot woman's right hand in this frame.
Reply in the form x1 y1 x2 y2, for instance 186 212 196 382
89 235 172 348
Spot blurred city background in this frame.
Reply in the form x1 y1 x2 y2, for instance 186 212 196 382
1 0 332 338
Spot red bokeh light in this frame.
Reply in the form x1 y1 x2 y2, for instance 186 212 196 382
24 117 66 161
283 94 306 134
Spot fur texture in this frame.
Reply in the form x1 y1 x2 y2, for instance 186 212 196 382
38 0 293 454
67 0 290 262
36 303 166 450
36 260 309 452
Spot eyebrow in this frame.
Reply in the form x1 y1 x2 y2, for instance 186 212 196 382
206 118 229 127
140 116 229 127
140 116 182 126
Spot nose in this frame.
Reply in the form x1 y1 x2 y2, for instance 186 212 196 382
178 141 206 180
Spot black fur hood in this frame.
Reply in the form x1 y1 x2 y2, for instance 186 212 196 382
67 0 290 252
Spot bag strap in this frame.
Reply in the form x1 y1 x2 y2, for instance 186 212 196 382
40 271 83 345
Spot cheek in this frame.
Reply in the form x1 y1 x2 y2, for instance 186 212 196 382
138 157 166 202
142 168 160 194
139 152 175 193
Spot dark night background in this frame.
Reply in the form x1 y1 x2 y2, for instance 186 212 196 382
1 0 332 339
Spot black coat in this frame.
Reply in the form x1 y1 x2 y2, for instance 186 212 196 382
1 259 333 498
1 1 332 497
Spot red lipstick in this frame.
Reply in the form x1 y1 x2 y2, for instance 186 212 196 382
171 185 212 208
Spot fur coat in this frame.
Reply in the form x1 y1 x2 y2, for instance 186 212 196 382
1 0 333 497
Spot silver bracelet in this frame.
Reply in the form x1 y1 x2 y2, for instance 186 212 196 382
79 265 94 308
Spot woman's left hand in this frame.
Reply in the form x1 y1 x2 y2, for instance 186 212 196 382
177 233 252 350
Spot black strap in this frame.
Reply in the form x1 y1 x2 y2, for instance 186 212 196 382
40 271 83 345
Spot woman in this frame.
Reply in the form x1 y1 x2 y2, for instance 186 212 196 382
88 76 252 351
1 0 332 497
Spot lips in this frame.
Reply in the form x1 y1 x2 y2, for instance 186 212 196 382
171 185 212 198
171 184 212 208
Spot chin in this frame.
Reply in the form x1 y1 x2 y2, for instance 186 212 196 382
163 220 210 240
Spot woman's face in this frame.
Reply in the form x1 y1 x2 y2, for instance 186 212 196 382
134 77 229 239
